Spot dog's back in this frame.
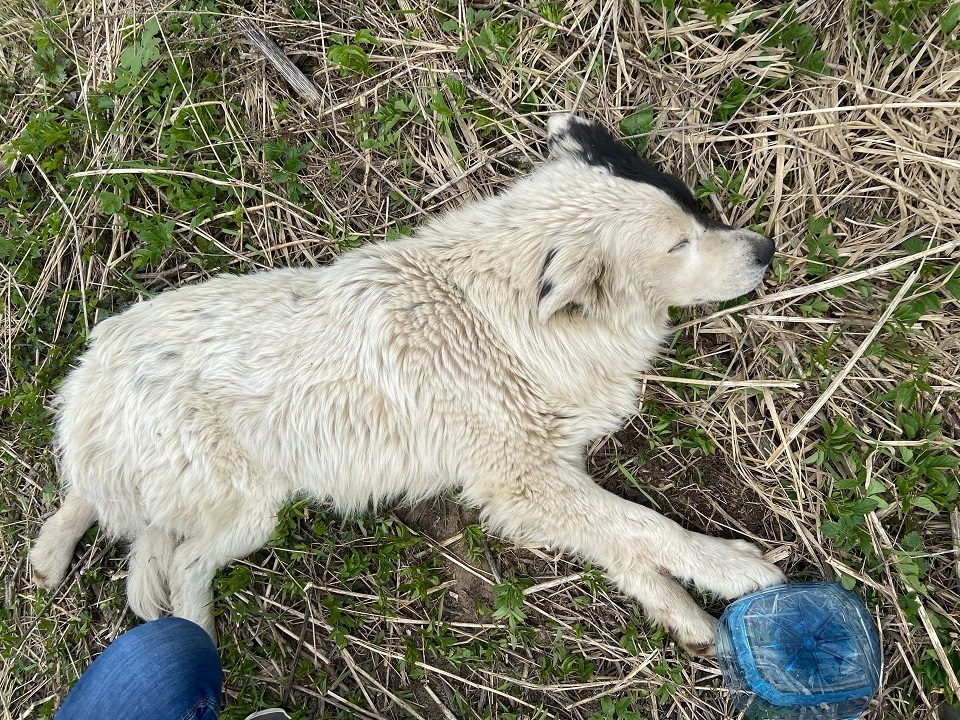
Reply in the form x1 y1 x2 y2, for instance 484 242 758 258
60 246 498 531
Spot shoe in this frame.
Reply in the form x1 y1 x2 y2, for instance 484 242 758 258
243 711 291 720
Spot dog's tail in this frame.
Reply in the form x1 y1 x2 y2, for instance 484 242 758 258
127 526 177 621
29 492 97 589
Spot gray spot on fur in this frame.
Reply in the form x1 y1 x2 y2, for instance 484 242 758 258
134 373 159 390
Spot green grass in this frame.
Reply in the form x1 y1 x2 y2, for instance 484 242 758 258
2 0 959 717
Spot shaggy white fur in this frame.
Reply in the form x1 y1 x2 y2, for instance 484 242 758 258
30 114 785 653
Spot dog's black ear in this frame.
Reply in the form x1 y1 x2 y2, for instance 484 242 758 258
547 113 600 162
537 244 607 323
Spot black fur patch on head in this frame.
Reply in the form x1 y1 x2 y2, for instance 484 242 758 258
558 119 727 229
538 279 554 301
543 246 558 269
537 247 558 303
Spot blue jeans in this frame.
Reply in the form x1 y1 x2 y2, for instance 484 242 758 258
57 617 222 720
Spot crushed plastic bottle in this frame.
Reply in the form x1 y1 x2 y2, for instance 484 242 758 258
715 582 882 720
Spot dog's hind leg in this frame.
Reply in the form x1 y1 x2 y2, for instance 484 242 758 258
167 508 278 640
29 493 97 589
128 526 177 621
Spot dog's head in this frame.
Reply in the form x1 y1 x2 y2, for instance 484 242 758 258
531 114 774 323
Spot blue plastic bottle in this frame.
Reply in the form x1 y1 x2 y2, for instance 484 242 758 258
714 582 882 719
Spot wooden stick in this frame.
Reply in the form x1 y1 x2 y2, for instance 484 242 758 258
236 18 324 108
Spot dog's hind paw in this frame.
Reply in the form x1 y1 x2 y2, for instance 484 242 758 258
28 545 71 590
686 536 786 600
29 494 96 592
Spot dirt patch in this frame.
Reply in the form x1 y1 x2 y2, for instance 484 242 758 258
590 426 787 544
396 498 496 624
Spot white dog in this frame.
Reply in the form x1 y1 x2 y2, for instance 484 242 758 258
30 114 785 654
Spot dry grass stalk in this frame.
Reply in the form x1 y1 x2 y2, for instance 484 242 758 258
1 0 958 718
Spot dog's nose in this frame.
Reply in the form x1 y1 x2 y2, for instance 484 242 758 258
754 236 775 265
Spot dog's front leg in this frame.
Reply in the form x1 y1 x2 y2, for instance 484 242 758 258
466 462 784 654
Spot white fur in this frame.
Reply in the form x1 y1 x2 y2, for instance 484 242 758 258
30 115 784 653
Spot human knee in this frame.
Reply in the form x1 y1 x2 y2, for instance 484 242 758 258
57 618 222 720
106 618 221 696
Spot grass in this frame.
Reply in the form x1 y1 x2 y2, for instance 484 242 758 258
2 0 959 717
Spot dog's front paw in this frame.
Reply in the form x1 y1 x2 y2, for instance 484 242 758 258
686 536 786 600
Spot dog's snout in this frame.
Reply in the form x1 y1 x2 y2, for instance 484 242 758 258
753 235 775 266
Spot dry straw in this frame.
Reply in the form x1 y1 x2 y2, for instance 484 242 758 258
2 0 958 718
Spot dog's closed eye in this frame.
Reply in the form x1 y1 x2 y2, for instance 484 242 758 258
668 238 690 254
